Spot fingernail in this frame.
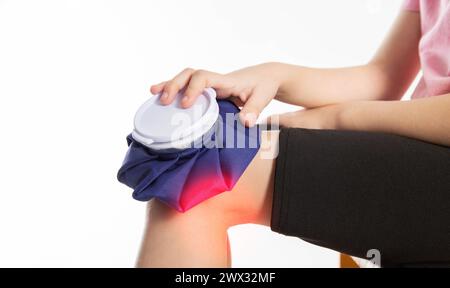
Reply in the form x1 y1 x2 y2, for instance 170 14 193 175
182 96 190 103
242 113 257 126
160 92 168 100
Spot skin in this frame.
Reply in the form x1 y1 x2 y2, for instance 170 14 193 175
136 131 278 267
137 10 450 267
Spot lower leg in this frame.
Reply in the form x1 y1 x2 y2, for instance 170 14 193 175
136 131 278 267
136 199 230 268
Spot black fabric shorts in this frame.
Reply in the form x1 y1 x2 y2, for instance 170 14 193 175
270 128 450 267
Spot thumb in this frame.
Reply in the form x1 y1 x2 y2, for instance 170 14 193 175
239 87 273 127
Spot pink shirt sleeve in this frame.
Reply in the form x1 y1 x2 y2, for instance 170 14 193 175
402 0 420 11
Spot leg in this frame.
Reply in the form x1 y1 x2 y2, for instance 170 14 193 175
136 131 278 268
270 128 450 267
136 198 230 267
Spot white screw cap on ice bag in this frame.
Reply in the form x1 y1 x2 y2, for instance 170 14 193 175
132 88 219 150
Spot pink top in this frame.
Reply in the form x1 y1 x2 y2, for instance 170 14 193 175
403 0 450 99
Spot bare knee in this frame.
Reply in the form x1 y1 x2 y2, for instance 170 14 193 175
198 132 278 227
146 131 278 228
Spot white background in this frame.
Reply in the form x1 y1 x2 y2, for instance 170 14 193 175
0 0 407 267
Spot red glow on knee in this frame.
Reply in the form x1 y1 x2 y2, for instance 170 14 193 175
179 170 233 212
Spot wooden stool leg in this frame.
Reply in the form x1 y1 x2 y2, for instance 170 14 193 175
340 254 360 268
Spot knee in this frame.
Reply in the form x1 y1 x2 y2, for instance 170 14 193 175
197 152 275 227
146 178 272 230
145 197 245 236
177 193 253 229
146 133 276 228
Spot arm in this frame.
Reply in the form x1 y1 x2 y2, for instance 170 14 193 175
152 12 421 126
339 95 450 147
277 94 450 147
275 11 421 107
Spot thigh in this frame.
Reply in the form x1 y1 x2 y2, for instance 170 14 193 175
271 128 450 267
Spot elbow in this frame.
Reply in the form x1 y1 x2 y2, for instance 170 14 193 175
366 61 409 101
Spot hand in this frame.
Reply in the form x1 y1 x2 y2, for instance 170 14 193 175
150 63 282 127
271 104 344 130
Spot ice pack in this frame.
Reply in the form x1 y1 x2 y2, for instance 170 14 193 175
117 89 261 212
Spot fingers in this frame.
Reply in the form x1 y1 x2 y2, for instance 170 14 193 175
182 70 227 108
163 68 196 105
228 96 245 108
150 81 166 95
152 68 230 107
159 68 195 105
239 86 274 127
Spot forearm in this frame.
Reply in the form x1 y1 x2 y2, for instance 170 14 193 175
339 94 450 147
274 62 395 108
272 11 420 109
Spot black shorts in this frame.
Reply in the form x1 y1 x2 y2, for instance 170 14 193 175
270 128 450 267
